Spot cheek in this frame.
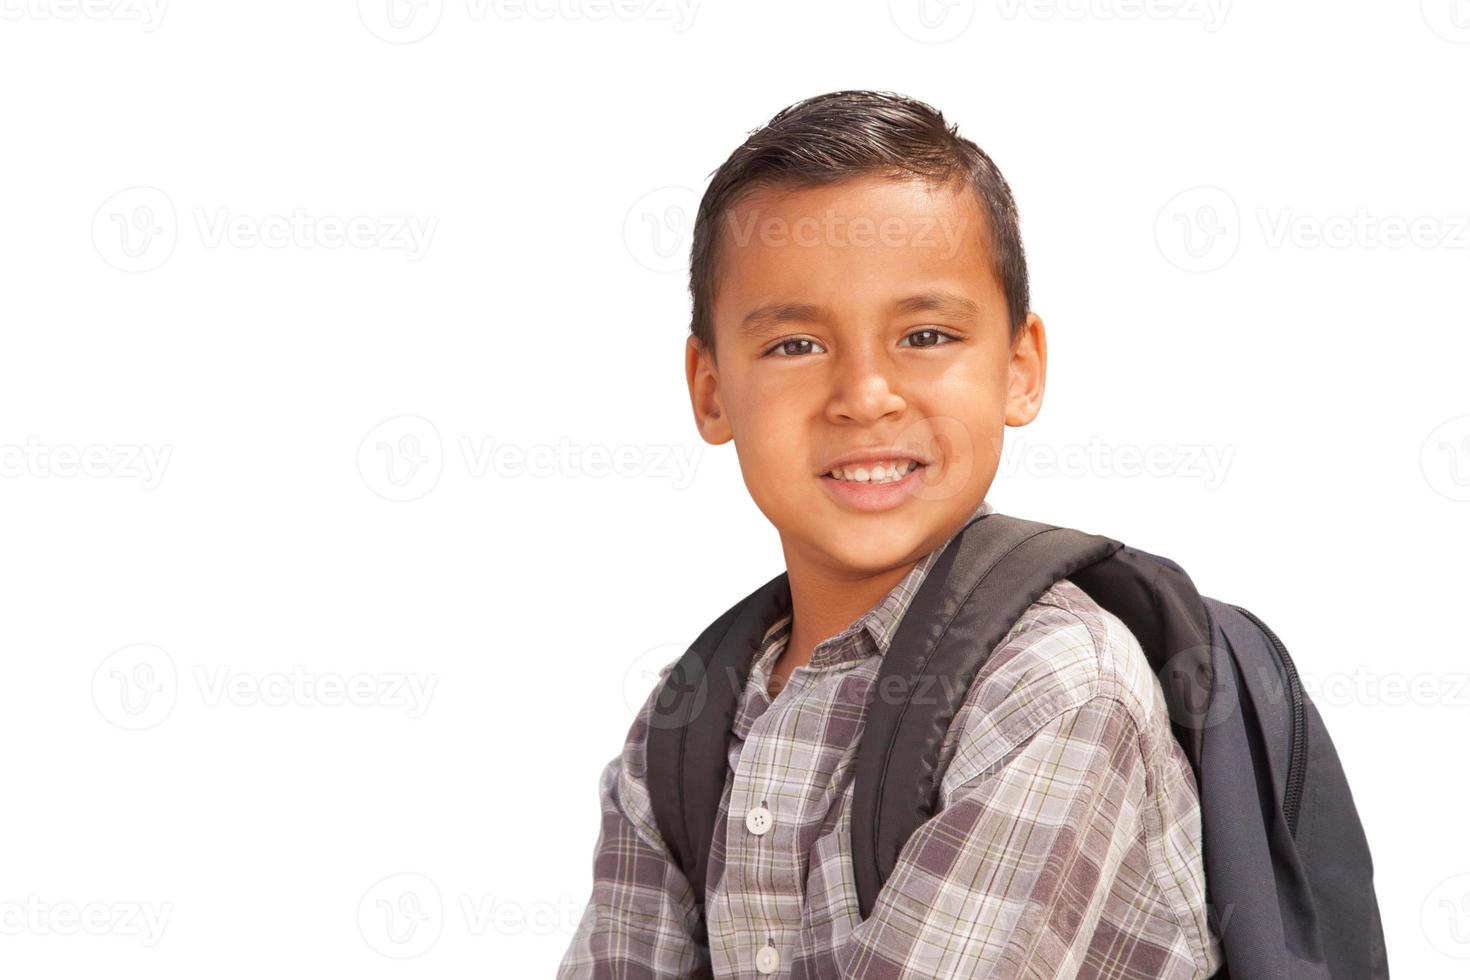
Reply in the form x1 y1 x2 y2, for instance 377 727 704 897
742 416 808 478
732 387 811 458
730 367 816 441
922 365 1010 459
731 412 817 508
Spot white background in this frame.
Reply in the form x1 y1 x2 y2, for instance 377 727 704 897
2 1 1467 976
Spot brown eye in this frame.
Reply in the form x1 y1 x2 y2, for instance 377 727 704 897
902 328 958 349
765 338 826 357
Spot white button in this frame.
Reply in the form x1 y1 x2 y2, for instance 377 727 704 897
755 943 780 974
745 804 773 836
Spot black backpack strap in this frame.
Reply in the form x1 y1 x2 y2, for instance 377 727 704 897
851 513 1124 918
645 568 791 934
1067 546 1212 782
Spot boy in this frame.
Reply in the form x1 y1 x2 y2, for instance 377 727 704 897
558 90 1223 978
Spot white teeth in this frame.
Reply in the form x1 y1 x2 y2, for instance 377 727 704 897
827 459 921 484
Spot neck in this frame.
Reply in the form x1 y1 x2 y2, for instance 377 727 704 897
773 505 987 674
779 548 919 669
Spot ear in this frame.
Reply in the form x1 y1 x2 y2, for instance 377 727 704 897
1004 312 1047 427
686 336 733 445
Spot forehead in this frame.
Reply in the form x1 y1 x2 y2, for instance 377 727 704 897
710 174 1001 336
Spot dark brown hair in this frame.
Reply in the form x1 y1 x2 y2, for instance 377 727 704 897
688 89 1030 362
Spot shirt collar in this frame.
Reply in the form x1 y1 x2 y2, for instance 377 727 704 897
755 498 994 672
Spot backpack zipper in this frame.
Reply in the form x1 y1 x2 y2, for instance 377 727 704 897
1228 603 1307 837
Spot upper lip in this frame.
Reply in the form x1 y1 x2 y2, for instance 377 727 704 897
818 447 932 476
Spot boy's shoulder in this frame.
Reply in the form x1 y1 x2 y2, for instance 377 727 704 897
936 576 1178 802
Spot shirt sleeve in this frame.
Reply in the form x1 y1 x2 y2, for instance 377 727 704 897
556 674 712 979
836 694 1150 980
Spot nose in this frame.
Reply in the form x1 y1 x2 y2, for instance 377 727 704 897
824 343 906 426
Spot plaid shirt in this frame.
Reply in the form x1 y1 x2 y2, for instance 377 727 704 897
559 501 1223 978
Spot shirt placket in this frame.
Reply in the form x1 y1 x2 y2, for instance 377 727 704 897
716 673 807 976
710 624 871 978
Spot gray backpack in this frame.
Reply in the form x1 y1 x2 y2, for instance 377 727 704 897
646 511 1389 978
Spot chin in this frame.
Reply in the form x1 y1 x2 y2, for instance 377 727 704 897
816 513 931 565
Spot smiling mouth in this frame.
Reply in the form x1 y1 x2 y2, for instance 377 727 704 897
821 459 928 485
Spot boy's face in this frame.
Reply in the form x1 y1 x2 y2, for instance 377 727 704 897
686 174 1046 577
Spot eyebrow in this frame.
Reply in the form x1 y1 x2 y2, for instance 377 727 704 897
739 292 981 339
